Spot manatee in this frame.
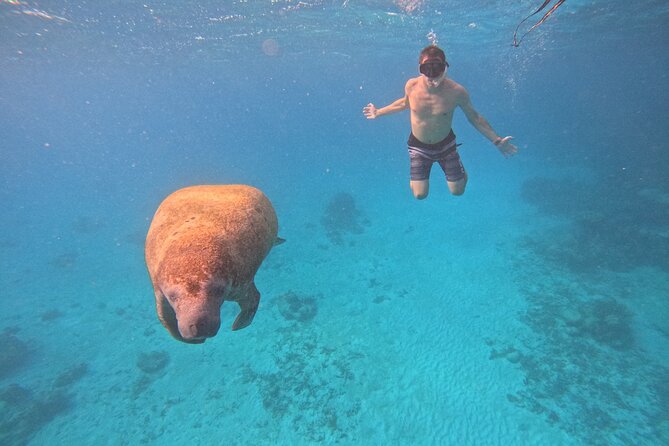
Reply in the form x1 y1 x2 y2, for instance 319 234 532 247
145 185 280 344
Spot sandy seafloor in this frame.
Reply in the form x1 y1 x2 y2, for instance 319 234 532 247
2 2 669 445
3 150 668 445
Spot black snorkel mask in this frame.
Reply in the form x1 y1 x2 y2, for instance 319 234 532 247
419 58 448 78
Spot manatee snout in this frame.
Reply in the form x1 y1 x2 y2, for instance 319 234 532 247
176 307 221 343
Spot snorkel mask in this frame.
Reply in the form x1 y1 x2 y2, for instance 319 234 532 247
419 58 448 79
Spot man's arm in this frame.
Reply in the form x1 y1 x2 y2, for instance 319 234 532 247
363 95 409 119
458 89 518 158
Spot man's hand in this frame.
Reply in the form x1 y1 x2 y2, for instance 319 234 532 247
363 103 378 119
495 136 519 158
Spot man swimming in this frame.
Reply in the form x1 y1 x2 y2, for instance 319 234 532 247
363 45 518 199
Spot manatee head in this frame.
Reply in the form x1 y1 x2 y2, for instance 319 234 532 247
156 273 228 344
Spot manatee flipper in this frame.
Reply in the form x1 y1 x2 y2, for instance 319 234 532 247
155 289 180 340
232 283 260 331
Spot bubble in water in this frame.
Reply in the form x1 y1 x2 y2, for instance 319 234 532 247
426 30 438 46
261 38 280 56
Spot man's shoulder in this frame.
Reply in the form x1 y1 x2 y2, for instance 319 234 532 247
405 76 422 89
444 79 469 103
445 78 466 93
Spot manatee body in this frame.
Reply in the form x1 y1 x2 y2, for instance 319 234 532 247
145 185 278 344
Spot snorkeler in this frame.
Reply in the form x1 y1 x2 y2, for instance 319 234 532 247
363 45 518 200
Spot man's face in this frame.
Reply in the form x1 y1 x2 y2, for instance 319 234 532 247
419 57 447 88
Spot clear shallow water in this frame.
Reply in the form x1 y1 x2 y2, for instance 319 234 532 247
1 1 668 445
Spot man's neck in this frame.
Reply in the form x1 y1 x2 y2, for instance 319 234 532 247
424 76 445 90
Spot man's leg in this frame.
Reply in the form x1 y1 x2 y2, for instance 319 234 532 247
447 172 467 196
409 151 432 200
410 180 429 200
439 151 467 196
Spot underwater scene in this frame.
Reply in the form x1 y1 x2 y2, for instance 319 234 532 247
1 1 668 445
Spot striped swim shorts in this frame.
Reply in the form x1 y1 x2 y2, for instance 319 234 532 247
407 130 465 182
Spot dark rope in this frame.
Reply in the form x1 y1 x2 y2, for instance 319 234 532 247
513 0 566 47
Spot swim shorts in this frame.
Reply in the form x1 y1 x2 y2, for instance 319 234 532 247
407 130 465 182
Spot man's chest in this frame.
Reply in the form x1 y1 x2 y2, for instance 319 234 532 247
410 90 457 118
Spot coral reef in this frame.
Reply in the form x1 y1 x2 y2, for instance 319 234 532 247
0 386 73 446
49 252 78 269
72 216 105 234
488 250 668 445
570 298 634 351
0 332 31 379
276 291 318 323
242 325 362 442
521 176 669 273
133 351 170 398
40 309 64 322
54 363 89 388
320 192 368 245
523 216 669 274
521 177 602 217
137 351 170 374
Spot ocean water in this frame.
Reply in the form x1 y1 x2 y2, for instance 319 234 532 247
1 0 668 444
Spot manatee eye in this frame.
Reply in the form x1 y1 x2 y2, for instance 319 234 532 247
207 282 227 297
161 288 179 304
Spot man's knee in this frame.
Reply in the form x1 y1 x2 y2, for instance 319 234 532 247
447 185 466 196
410 180 429 200
448 174 467 196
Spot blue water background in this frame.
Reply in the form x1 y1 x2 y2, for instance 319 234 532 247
1 1 669 445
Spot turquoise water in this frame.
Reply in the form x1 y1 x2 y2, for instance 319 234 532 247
1 1 668 444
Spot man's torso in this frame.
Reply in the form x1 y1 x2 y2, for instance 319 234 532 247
406 77 462 144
